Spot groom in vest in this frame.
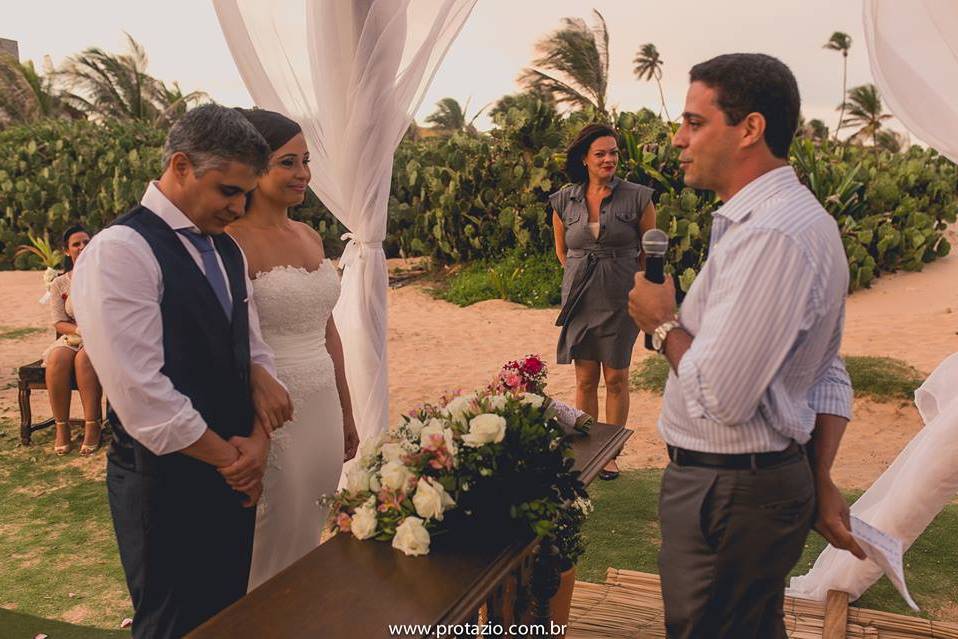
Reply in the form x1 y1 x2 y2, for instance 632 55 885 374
73 104 293 638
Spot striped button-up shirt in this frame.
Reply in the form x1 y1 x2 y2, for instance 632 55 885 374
659 166 853 453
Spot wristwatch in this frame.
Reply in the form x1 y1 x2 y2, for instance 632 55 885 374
652 319 681 354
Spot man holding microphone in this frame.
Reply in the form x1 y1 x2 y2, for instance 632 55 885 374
629 53 866 639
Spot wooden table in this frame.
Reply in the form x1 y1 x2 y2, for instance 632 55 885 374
189 422 631 638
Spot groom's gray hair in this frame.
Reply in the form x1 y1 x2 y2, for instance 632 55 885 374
162 104 271 176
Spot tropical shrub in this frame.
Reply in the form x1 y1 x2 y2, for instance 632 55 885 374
436 251 563 308
1 108 954 296
0 119 163 267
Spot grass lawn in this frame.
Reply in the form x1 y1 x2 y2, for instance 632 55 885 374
0 418 130 636
631 354 927 402
0 325 45 340
579 469 958 620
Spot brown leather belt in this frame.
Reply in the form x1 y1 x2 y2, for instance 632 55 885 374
667 441 803 470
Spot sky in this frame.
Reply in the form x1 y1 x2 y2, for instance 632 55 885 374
2 0 898 136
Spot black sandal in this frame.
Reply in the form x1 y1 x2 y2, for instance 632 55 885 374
599 469 620 481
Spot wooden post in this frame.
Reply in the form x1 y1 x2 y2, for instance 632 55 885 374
823 589 849 639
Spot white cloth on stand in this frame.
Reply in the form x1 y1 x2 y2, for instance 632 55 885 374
788 353 958 601
863 0 958 163
212 0 477 450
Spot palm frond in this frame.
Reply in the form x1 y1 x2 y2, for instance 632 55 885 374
520 11 610 115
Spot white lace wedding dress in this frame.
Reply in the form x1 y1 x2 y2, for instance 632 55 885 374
247 260 344 591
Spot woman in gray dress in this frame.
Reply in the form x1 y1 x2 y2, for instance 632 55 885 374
550 124 656 479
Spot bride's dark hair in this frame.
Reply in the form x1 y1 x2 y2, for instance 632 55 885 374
235 108 304 209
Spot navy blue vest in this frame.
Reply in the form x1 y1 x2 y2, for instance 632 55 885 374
107 205 254 474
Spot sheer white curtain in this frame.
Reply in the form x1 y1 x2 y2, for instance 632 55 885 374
212 0 477 445
788 353 958 601
863 0 958 163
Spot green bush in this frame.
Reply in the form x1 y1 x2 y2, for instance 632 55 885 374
0 119 164 268
1 106 955 290
437 251 563 308
0 119 348 268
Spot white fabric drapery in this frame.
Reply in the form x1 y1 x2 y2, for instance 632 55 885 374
212 0 477 445
788 353 958 601
863 0 958 163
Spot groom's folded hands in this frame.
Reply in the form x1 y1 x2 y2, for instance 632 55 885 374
218 427 270 505
250 364 294 435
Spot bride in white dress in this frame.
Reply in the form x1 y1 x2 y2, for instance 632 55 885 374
228 109 359 590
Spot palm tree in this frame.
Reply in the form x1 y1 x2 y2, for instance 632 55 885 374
875 129 907 153
824 31 852 140
633 43 670 122
840 83 892 151
425 97 485 134
0 54 80 127
152 81 207 127
519 10 610 119
59 33 203 125
806 118 829 142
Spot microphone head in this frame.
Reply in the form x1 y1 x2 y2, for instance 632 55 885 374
642 229 669 257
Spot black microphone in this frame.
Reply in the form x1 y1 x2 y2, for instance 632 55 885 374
641 229 669 350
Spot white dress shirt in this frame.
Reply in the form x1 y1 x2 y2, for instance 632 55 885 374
71 182 279 456
659 166 853 453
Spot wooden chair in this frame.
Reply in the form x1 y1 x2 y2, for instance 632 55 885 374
16 355 109 446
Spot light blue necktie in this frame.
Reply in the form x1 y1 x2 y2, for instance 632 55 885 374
177 230 233 319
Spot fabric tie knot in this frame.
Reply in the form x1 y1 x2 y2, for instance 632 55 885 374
340 232 384 269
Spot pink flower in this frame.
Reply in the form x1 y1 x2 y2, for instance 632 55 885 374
377 488 404 513
428 447 455 471
336 512 352 533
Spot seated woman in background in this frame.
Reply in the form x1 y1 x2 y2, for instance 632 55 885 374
42 225 102 455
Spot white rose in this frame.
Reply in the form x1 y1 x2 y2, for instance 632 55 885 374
520 393 545 409
404 417 425 438
358 433 385 466
443 393 477 424
392 516 431 556
369 473 382 493
345 465 371 493
485 394 508 411
419 419 446 449
412 477 456 521
462 413 507 448
351 500 378 540
380 460 414 492
380 442 406 463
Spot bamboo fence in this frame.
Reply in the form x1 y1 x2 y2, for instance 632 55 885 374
565 568 958 639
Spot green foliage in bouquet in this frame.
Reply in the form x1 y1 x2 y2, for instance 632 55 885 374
553 498 591 571
326 389 587 556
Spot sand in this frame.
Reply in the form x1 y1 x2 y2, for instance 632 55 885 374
2 226 955 490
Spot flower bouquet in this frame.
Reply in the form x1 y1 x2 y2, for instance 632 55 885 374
325 359 589 556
